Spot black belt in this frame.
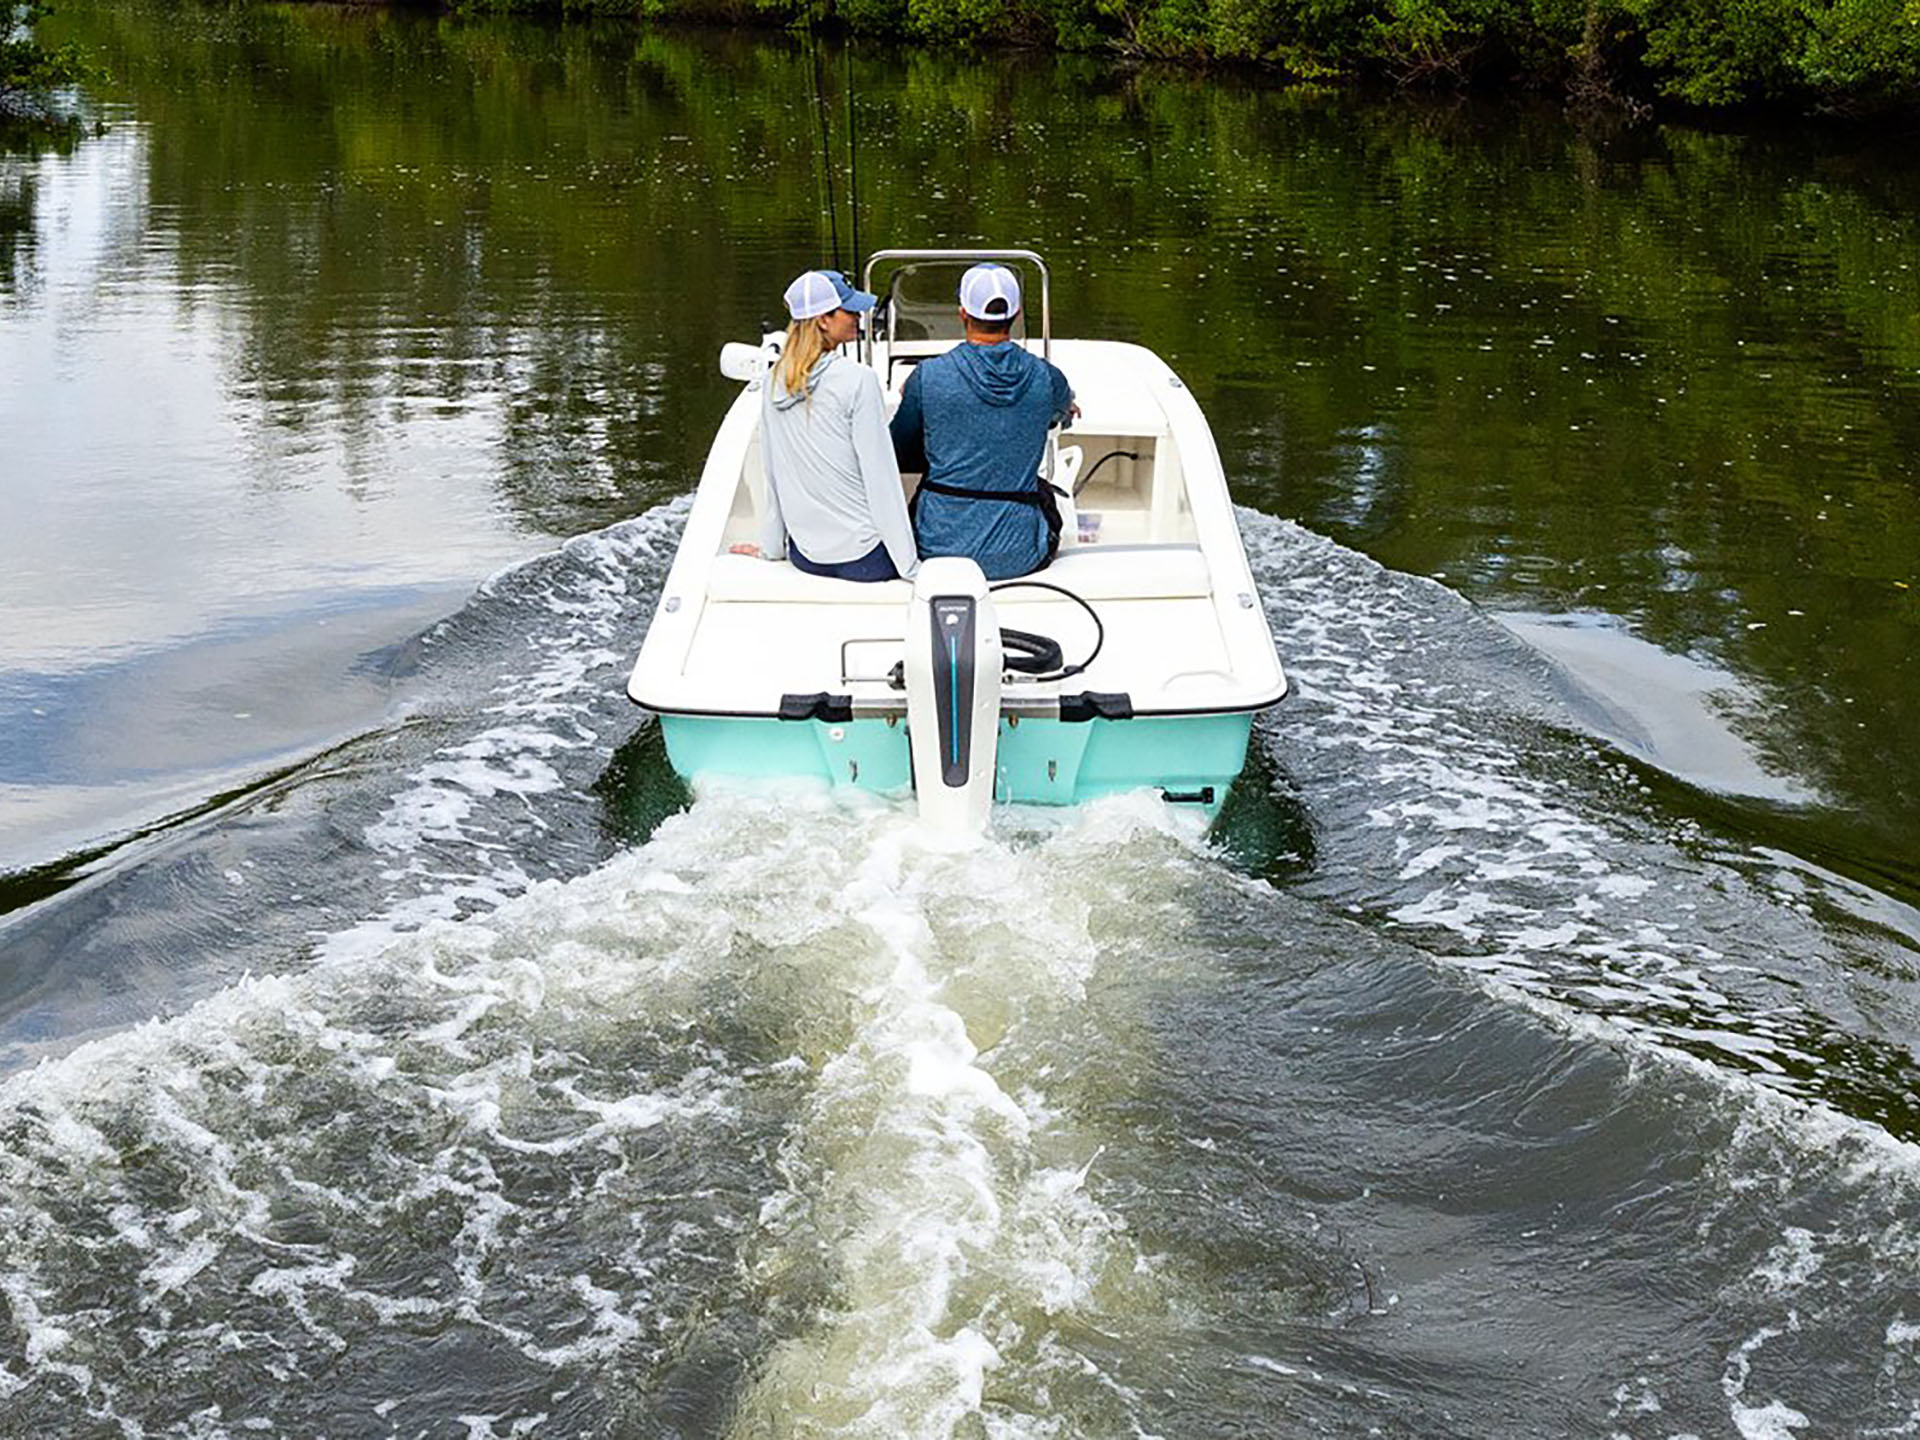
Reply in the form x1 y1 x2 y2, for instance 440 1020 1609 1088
917 478 1060 506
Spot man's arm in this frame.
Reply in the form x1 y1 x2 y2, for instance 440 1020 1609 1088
855 373 920 579
890 367 927 475
1048 362 1076 427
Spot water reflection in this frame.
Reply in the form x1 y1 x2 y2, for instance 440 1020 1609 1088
1495 609 1813 804
0 161 34 298
5 0 1918 882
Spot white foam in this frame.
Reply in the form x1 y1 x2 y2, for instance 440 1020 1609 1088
1750 1228 1823 1295
0 780 1216 1433
712 795 1209 1438
1240 510 1920 1186
1244 1355 1299 1377
141 1235 220 1297
1731 1399 1811 1440
344 499 691 946
517 1275 642 1368
1720 1323 1810 1440
248 1258 355 1352
458 1414 550 1440
9 504 1902 1436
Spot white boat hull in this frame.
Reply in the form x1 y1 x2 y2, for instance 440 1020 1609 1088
628 336 1285 818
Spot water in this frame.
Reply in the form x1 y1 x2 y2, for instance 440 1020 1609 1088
3 4 1920 1434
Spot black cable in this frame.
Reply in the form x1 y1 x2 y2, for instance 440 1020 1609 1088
1072 449 1144 498
989 580 1104 679
999 628 1064 675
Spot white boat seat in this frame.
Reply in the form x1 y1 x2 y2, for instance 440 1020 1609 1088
704 545 1212 605
706 556 913 604
1015 545 1212 598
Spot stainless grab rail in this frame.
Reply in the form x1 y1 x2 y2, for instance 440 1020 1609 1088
860 248 1051 362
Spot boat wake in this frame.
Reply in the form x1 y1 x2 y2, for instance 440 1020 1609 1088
3 504 1919 1436
0 784 1377 1437
0 500 689 1070
1240 509 1920 1125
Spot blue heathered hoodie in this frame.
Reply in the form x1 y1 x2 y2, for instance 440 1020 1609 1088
890 342 1074 581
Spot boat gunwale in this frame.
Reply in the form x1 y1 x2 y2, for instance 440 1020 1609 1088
625 686 1291 721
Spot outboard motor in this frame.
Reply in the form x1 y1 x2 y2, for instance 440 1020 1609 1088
903 557 1002 840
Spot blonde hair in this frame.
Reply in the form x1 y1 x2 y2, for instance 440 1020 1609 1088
778 316 832 404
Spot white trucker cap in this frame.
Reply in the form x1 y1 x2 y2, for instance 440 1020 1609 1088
959 263 1021 322
783 270 877 320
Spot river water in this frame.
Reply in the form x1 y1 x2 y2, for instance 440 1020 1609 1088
2 4 1918 1436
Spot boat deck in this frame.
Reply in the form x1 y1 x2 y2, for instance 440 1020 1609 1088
631 337 1283 730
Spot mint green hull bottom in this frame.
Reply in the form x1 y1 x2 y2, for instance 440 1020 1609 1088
657 712 1254 816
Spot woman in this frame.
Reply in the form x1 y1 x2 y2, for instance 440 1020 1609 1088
742 269 918 582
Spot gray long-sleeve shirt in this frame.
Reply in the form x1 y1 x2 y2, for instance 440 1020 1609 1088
760 351 919 579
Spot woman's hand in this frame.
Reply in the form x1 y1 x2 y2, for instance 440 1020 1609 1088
729 543 762 558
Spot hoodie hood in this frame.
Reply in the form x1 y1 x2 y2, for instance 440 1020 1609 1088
770 350 840 411
946 341 1042 408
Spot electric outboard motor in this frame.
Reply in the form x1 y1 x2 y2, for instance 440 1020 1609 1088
903 557 1002 839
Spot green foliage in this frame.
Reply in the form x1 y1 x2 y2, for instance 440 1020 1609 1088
38 0 1920 118
1611 0 1920 107
904 0 1010 43
400 0 1920 109
835 0 911 36
1618 0 1798 104
1367 0 1478 79
57 0 1909 113
869 0 1920 108
1790 0 1920 107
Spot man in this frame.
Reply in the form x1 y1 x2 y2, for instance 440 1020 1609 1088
889 263 1076 580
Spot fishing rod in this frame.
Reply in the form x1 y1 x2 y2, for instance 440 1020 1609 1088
804 29 865 279
808 29 841 271
845 43 860 274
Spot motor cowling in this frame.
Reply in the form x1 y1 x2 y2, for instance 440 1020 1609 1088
903 557 1002 839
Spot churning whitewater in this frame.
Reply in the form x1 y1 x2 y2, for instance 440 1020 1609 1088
1 783 1240 1437
2 504 1918 1437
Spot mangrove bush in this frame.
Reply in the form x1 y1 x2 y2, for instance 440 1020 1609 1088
452 0 1920 111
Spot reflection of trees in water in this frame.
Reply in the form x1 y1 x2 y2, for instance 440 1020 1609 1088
61 4 836 527
1216 109 1920 864
0 113 83 297
35 0 1920 859
0 158 33 299
0 125 78 299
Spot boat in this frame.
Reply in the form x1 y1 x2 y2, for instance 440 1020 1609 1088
626 249 1286 837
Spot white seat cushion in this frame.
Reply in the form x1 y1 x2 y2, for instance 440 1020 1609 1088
704 545 1211 605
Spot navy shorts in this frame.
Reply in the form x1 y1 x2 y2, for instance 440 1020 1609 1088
789 541 899 583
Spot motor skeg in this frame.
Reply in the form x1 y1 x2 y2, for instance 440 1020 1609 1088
904 557 1002 837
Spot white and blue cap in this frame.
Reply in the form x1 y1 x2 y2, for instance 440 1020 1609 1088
783 269 877 320
959 263 1021 321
